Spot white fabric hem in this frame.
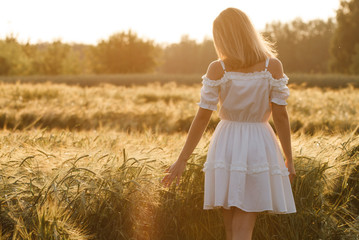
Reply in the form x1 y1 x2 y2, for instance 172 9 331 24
202 162 290 176
203 204 297 214
270 98 288 105
202 75 227 86
269 74 289 86
197 102 217 111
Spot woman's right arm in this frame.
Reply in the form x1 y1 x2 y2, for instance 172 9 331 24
268 58 296 183
271 104 296 183
161 60 223 188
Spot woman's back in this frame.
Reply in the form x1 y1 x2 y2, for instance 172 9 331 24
198 58 290 122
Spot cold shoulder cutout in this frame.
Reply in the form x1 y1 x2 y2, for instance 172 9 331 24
269 73 289 105
196 60 226 111
197 75 221 111
267 58 284 79
206 60 226 80
267 58 290 106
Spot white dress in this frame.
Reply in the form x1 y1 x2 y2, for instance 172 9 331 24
198 58 296 214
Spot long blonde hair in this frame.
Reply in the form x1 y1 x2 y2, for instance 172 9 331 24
213 8 276 69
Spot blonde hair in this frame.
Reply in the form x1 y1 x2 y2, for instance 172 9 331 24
213 8 276 69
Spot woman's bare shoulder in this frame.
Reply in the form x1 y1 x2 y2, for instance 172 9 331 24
267 57 284 79
205 60 225 80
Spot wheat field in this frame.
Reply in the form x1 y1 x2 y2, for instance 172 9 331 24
0 79 359 239
0 81 358 134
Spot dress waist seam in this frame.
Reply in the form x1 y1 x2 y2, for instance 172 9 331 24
220 119 267 124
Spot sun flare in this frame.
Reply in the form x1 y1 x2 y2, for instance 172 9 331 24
0 0 339 44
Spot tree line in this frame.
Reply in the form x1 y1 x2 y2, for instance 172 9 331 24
1 0 358 75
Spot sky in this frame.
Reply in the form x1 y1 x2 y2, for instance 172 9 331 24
0 0 340 45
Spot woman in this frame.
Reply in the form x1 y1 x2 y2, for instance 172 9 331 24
161 7 296 240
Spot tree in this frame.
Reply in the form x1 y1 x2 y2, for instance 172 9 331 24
0 56 10 75
0 36 33 75
264 18 335 73
160 36 217 74
198 38 218 73
91 30 158 73
42 40 70 75
61 44 90 75
330 0 359 73
30 40 72 75
350 44 359 74
161 35 200 73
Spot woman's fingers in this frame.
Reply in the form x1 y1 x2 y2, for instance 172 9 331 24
284 161 296 184
166 174 175 186
162 165 172 185
161 169 174 187
160 175 167 185
161 170 182 188
161 161 186 188
289 172 296 183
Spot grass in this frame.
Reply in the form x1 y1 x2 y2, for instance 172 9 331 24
0 77 358 239
0 130 162 239
1 73 359 88
0 82 358 135
0 130 358 239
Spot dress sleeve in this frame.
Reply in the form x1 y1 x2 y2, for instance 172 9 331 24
269 73 290 105
197 75 221 111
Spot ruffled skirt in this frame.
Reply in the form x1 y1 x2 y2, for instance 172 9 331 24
202 120 296 214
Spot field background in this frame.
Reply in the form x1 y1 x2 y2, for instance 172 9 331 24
1 73 359 88
2 1 359 239
0 74 359 239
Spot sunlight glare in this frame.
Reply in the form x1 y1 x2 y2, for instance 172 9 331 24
0 0 340 44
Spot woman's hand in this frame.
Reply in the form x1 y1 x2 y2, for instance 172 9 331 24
160 107 212 188
285 160 296 184
161 159 187 188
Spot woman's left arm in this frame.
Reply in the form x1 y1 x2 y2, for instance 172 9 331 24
161 107 212 187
